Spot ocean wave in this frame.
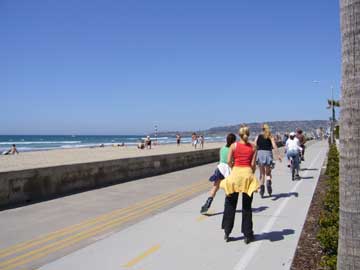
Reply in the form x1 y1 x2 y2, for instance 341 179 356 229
0 141 82 145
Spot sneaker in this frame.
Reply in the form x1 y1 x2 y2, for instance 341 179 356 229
224 233 230 242
244 235 255 244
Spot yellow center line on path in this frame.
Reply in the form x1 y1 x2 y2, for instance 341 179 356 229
0 183 209 270
0 180 207 259
123 244 161 268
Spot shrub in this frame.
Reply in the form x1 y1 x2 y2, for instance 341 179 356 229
317 144 339 270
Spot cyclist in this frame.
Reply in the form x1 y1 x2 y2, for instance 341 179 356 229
296 129 306 161
285 132 303 180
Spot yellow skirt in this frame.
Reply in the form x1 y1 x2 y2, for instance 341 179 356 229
220 167 259 197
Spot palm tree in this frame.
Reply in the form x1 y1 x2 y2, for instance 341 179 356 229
338 0 360 269
327 99 341 119
327 99 340 143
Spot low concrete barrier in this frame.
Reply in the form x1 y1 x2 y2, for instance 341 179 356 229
0 148 219 208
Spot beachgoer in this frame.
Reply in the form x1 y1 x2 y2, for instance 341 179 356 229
176 134 181 146
255 124 282 198
296 129 306 161
191 133 197 149
137 141 145 149
285 132 303 180
220 126 259 244
3 144 19 155
145 136 152 149
200 133 236 214
200 135 204 149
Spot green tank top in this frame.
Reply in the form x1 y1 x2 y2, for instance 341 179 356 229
220 146 230 164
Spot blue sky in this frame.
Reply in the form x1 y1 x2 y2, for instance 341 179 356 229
1 0 340 135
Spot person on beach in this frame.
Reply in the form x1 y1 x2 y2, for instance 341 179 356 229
191 133 198 149
255 124 282 198
137 141 145 149
176 134 181 146
145 136 152 149
220 126 259 244
200 133 237 214
200 135 204 149
3 144 19 155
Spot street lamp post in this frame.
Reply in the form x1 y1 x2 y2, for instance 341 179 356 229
154 125 158 145
313 81 336 144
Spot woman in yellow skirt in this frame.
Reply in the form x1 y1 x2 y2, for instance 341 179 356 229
220 126 259 244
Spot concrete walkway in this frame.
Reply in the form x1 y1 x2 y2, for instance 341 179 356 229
30 141 327 270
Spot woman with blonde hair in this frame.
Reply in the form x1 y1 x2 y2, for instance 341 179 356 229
255 124 282 198
220 126 259 244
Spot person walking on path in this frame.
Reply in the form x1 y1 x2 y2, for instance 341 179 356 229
200 133 237 214
220 126 259 244
255 124 282 198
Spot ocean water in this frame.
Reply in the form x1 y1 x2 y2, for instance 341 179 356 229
0 135 225 153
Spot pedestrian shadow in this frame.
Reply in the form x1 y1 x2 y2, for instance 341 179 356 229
300 168 319 171
300 176 314 180
271 192 298 201
227 229 295 243
254 229 295 242
205 206 269 217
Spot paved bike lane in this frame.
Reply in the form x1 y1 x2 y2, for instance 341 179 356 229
39 141 328 270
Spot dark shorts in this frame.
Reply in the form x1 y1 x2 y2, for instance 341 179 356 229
209 168 225 182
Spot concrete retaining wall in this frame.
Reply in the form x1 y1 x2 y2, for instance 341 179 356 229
0 148 219 208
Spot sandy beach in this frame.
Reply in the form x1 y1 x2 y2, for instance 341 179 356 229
0 142 224 173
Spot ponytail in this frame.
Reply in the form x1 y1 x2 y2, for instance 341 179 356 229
239 126 250 143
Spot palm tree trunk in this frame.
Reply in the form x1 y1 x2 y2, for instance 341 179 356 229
338 0 360 269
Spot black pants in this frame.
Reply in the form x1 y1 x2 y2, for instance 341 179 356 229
221 192 253 237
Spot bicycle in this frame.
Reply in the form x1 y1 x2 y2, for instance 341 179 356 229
289 154 301 181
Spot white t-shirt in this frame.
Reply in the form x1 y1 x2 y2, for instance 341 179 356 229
286 138 302 152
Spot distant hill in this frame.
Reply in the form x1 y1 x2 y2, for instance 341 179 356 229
155 120 329 137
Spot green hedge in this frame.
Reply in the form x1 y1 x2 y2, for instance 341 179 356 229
317 144 339 269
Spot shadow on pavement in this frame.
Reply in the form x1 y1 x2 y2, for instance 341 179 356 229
205 206 269 217
300 168 319 171
254 229 295 242
271 192 299 201
227 229 295 243
300 176 314 180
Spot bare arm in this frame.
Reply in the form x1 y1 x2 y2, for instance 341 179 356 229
253 136 258 149
227 143 235 168
251 146 257 172
271 137 282 162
